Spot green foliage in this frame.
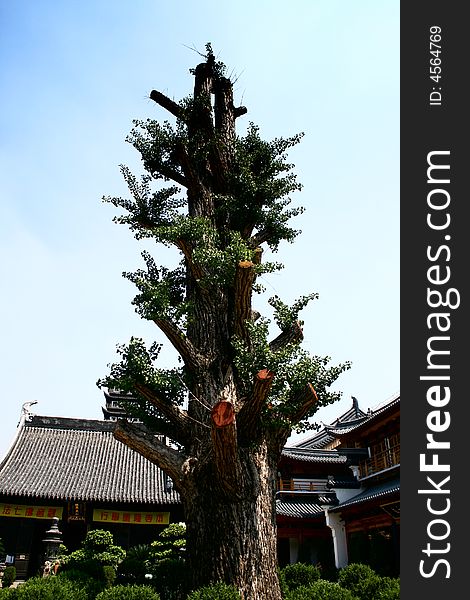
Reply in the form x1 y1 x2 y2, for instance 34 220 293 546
337 562 377 590
280 563 321 591
117 544 152 585
185 581 241 600
233 315 351 432
286 580 356 600
374 577 400 600
95 585 161 600
337 563 400 600
102 565 117 588
98 338 185 401
150 522 186 562
9 575 87 600
1 567 15 588
100 46 350 442
277 567 289 599
150 558 189 600
61 529 125 576
0 588 17 599
57 570 105 600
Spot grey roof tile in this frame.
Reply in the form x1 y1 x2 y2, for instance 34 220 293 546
0 416 179 504
330 478 399 511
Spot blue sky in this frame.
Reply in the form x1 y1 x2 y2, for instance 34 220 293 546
0 0 399 457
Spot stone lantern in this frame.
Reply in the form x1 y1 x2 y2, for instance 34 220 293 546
42 517 63 566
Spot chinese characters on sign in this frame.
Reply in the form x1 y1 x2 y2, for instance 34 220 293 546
0 502 63 519
92 509 170 525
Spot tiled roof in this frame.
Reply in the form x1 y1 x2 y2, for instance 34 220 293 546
294 394 400 448
276 498 330 519
281 448 347 464
0 415 179 504
330 478 400 511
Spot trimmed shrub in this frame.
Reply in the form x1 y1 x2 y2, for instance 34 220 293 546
95 585 161 600
280 563 321 591
11 575 87 600
337 563 400 600
337 562 377 590
57 569 106 599
1 567 16 589
102 565 117 588
370 576 400 600
148 557 190 600
185 582 241 599
286 580 356 600
0 589 18 599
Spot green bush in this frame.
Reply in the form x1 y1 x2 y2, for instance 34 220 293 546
148 557 190 600
370 576 400 600
62 529 126 572
337 563 400 600
57 570 106 599
185 581 241 599
102 565 117 588
118 544 152 585
337 562 377 590
1 567 16 589
95 584 161 600
280 563 321 591
11 575 87 600
0 588 18 599
286 580 356 600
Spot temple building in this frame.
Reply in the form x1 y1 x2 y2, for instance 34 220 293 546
0 391 399 579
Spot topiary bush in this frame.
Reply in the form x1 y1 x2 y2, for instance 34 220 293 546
185 582 241 599
95 585 161 600
337 562 377 589
286 580 356 600
369 576 400 600
57 570 106 600
337 563 400 600
1 567 16 589
280 563 321 591
11 575 87 600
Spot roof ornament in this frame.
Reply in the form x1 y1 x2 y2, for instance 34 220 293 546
19 400 38 425
351 396 359 414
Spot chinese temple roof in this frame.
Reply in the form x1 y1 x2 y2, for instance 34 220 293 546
0 415 179 505
294 394 400 448
329 477 400 511
281 447 348 464
275 498 333 520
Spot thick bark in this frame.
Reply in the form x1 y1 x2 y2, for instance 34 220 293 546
181 440 282 600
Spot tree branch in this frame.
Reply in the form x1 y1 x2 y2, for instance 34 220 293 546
249 228 273 248
211 400 242 498
289 383 319 423
232 248 262 344
237 369 275 438
134 382 191 446
153 318 209 372
150 90 185 121
234 106 248 118
114 419 186 486
269 320 304 353
233 259 256 344
146 161 187 188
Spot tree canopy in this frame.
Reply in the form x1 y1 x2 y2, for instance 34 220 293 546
97 43 350 599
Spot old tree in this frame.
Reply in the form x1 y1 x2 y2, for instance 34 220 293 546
99 46 350 599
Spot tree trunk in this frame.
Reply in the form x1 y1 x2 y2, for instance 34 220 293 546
180 440 283 600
